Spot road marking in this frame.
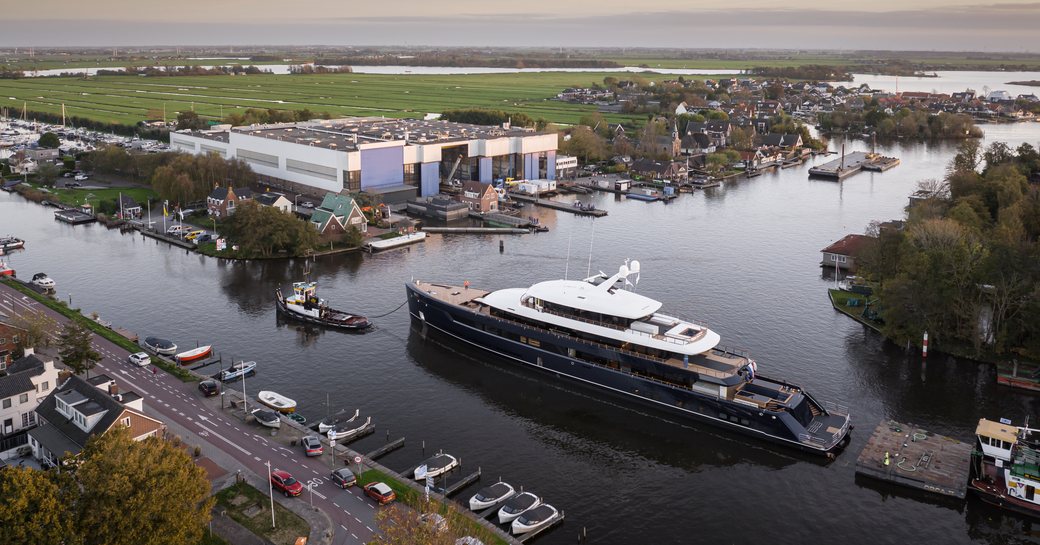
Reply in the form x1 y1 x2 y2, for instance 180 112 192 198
340 525 348 532
354 517 362 524
115 370 150 395
365 526 372 532
254 456 262 461
333 502 340 508
193 421 252 456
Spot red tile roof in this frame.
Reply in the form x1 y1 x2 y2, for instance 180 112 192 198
821 234 873 256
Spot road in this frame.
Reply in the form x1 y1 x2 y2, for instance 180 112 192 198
0 282 379 545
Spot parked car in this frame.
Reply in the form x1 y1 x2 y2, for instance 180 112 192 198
301 435 323 457
184 230 206 241
128 352 151 366
198 379 220 397
73 174 89 181
363 482 396 505
271 470 303 497
195 234 213 243
167 225 190 235
65 181 81 188
330 467 356 489
301 201 315 208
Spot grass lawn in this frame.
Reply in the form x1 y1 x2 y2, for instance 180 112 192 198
827 289 882 333
24 182 157 209
214 482 310 545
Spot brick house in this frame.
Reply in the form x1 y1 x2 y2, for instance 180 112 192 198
207 186 253 217
309 193 367 236
0 313 26 371
458 181 498 213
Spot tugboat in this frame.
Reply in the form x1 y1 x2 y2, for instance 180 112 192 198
971 418 1040 518
276 282 371 330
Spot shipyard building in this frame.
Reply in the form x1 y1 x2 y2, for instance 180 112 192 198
170 117 559 202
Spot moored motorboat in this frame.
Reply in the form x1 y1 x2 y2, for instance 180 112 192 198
318 409 359 434
327 416 371 441
276 282 371 330
971 418 1040 518
251 408 281 429
511 503 561 535
142 336 178 356
217 360 257 381
497 492 541 524
0 260 14 277
31 272 55 289
175 345 212 364
413 453 459 481
258 390 297 414
469 481 516 511
0 236 24 252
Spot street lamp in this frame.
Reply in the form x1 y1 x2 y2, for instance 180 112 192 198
265 461 276 529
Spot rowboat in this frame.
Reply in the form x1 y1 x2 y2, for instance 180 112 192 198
258 390 297 414
142 337 178 356
175 345 212 364
217 360 257 382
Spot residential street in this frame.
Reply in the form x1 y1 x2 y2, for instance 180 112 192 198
0 282 379 545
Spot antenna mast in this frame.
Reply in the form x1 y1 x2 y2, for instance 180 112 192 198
586 221 596 278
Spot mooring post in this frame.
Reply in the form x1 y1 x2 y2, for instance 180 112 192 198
922 331 928 359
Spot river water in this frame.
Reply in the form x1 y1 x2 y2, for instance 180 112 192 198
3 122 1040 544
24 65 744 77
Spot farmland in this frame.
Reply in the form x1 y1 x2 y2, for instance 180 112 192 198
0 71 698 128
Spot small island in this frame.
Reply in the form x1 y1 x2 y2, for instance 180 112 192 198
1007 80 1040 87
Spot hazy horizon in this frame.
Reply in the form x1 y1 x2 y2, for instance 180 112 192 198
1 2 1039 52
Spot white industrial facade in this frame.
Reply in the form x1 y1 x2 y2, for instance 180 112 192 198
170 117 559 200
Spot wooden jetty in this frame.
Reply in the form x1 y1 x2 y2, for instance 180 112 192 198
433 467 481 497
472 211 537 228
855 420 973 499
423 227 531 235
507 193 607 217
54 209 96 224
365 437 406 460
808 151 900 180
187 355 223 371
140 229 196 249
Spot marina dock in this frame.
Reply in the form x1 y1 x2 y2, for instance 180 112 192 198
507 192 608 217
54 209 97 224
855 420 973 499
423 227 531 235
139 228 197 249
363 231 427 252
808 151 900 180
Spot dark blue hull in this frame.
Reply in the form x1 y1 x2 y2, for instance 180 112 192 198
407 283 849 456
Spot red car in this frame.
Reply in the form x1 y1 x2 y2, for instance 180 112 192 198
271 470 304 497
363 482 396 505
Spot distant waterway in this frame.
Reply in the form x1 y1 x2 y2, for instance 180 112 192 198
3 123 1040 545
838 71 1040 95
23 65 744 77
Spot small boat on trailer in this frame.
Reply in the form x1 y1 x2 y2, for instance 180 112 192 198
175 345 212 364
498 492 541 524
469 481 516 511
971 418 1040 518
318 409 360 434
258 390 297 414
142 337 178 356
413 453 459 481
327 416 371 441
251 409 281 429
217 360 257 382
276 282 371 330
511 503 561 535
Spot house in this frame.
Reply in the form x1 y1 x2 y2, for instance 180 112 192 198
254 192 293 214
820 234 873 271
117 194 142 220
28 374 162 468
309 193 367 236
0 348 60 453
759 133 803 150
630 159 688 182
458 181 498 213
26 147 60 163
207 185 253 217
681 132 715 155
684 121 731 148
0 313 26 370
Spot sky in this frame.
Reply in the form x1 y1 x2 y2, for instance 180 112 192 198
0 1 1038 51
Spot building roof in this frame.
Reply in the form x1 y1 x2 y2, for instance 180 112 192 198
316 193 360 219
32 375 129 457
255 192 289 207
208 186 252 201
976 418 1018 445
118 194 140 209
760 133 801 147
821 234 873 256
461 181 493 196
0 354 46 399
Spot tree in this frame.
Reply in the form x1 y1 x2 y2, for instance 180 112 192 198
75 427 213 545
221 200 320 257
729 127 754 151
58 321 101 376
559 127 608 164
176 110 205 131
372 501 497 545
341 225 364 248
12 310 56 353
36 162 60 186
0 467 76 545
37 131 60 149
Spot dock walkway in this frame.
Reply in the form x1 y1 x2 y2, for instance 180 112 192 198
855 420 973 499
507 192 607 217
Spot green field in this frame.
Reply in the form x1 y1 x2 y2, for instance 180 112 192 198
0 71 721 128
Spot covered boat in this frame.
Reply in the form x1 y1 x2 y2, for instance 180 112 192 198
327 416 371 441
275 282 371 330
497 492 541 524
142 337 178 356
251 408 281 429
175 345 212 364
258 390 297 414
413 453 459 481
469 481 516 511
511 504 561 535
217 360 257 382
30 272 55 289
318 409 359 434
0 236 24 252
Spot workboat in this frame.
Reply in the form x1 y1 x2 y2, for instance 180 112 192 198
469 481 516 511
30 272 55 289
511 503 561 535
142 337 178 356
251 408 281 429
275 282 371 330
326 416 371 441
497 492 541 524
971 418 1040 518
317 409 359 434
174 345 212 364
0 260 14 277
0 236 24 252
413 453 459 481
407 259 852 456
217 360 257 382
257 390 297 414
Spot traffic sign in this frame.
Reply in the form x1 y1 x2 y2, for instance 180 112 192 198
353 456 362 464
